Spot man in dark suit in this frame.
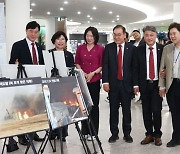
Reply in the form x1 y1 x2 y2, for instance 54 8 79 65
9 22 44 65
133 26 163 146
102 25 135 143
8 21 44 150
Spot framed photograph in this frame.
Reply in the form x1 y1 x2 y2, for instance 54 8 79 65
0 77 49 139
42 76 88 129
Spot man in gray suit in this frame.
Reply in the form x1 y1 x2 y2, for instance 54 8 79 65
159 22 180 147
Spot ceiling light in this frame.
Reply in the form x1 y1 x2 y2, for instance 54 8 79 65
87 21 90 23
60 7 64 11
92 6 97 10
87 15 91 18
64 1 68 4
31 3 36 6
90 17 93 20
70 19 73 22
109 11 113 14
77 11 81 15
30 9 32 12
47 12 51 15
116 18 119 21
116 15 119 17
112 20 115 23
98 23 101 25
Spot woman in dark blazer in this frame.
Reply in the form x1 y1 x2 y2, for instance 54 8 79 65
49 31 74 141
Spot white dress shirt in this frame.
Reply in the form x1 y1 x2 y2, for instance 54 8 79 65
26 38 39 64
173 46 180 78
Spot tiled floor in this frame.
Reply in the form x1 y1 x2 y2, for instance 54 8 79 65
1 91 180 154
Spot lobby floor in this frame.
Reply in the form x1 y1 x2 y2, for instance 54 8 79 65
1 90 180 154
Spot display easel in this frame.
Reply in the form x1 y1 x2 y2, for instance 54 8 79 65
1 64 47 154
39 50 93 154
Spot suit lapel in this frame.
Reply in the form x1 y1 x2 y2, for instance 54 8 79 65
156 43 162 70
141 45 147 74
111 42 118 65
23 39 33 63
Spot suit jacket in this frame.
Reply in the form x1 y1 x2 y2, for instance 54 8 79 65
133 43 164 93
129 37 145 47
50 48 74 67
102 42 135 93
9 39 44 65
158 43 175 92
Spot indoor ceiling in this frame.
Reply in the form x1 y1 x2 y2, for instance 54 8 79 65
0 0 179 33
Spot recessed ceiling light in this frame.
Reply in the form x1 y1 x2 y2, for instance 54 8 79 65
64 1 68 4
109 11 113 14
92 6 96 10
30 9 32 12
87 21 90 23
60 7 64 11
87 15 91 18
116 15 119 17
117 18 119 21
112 20 115 23
90 17 93 20
77 11 81 14
70 19 73 22
47 12 51 15
31 3 36 6
98 23 101 25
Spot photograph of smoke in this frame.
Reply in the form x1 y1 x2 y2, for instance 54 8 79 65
42 76 88 130
0 78 49 139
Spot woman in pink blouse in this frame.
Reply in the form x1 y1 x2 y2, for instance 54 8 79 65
75 26 104 140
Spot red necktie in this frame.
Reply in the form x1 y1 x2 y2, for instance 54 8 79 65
117 45 123 80
31 43 38 65
149 47 155 80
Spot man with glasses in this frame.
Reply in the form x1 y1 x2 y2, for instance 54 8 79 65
102 25 135 143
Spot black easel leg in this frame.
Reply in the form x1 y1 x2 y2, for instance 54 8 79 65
86 118 97 154
38 131 48 154
37 130 56 154
75 122 91 154
25 134 37 154
88 116 104 154
1 138 7 154
59 128 64 154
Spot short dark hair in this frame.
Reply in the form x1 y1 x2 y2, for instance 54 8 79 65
168 22 180 32
26 21 40 31
84 27 99 45
132 30 140 34
113 25 126 34
51 31 68 44
143 26 157 33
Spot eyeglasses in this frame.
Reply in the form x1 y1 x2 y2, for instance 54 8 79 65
113 33 122 38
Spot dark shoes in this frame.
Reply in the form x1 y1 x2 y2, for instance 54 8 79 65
166 139 180 147
18 136 29 146
123 135 133 143
33 133 44 142
6 138 19 152
154 138 162 146
141 135 154 145
108 135 119 143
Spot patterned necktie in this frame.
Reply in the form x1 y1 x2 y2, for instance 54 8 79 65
149 47 155 80
117 45 122 80
31 43 38 65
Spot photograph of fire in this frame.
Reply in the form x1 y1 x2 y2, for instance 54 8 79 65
0 78 49 139
42 76 88 130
